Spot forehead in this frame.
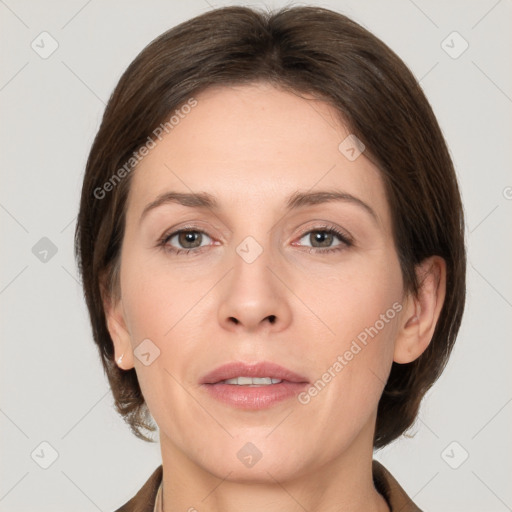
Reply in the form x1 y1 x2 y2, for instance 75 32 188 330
126 83 389 225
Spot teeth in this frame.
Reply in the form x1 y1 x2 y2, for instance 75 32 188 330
221 376 283 386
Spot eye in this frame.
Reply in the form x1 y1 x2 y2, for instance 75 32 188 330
294 226 352 254
157 225 352 256
158 229 213 255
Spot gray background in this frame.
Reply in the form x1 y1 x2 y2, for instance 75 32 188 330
1 0 511 510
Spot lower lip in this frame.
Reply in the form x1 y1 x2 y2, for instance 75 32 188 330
202 381 308 409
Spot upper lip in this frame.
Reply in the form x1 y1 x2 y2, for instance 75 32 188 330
200 361 309 384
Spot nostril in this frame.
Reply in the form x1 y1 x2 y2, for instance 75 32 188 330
227 316 276 325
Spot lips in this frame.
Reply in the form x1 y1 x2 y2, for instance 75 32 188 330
200 361 309 385
200 361 310 409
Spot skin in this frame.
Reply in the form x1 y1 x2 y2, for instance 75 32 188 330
104 82 446 512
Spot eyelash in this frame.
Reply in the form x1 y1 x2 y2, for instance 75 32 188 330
157 225 353 256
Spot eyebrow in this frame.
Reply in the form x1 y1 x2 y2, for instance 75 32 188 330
139 189 378 224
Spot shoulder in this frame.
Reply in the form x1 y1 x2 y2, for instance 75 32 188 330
113 465 163 512
372 460 423 512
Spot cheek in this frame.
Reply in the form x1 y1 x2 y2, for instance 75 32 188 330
117 257 205 429
119 249 207 343
300 249 403 345
302 278 400 400
293 252 402 419
118 251 212 394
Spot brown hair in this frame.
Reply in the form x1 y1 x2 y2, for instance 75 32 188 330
74 5 466 448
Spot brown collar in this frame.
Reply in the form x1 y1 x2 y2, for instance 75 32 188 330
114 465 162 512
114 461 422 512
372 460 422 511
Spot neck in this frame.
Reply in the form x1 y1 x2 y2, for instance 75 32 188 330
158 417 389 512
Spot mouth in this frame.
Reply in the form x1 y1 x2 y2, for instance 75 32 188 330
200 360 309 385
200 361 309 409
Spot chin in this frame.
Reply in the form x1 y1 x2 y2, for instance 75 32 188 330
186 435 310 483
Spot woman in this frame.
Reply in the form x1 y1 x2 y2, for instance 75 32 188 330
75 5 466 511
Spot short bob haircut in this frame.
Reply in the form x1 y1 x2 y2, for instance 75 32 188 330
75 5 466 449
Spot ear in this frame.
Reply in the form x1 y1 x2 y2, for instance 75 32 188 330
100 276 134 371
394 256 447 364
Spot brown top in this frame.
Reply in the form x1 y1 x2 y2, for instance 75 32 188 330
114 460 422 512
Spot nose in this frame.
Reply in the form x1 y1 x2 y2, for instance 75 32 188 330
217 241 292 333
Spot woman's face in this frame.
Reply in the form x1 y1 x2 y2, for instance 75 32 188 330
109 83 408 481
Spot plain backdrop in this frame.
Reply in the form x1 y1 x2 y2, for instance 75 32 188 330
1 1 511 511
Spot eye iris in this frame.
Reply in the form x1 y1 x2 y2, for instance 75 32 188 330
311 231 333 247
179 231 201 248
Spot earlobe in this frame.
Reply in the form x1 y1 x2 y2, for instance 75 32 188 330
394 256 447 364
103 295 135 371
